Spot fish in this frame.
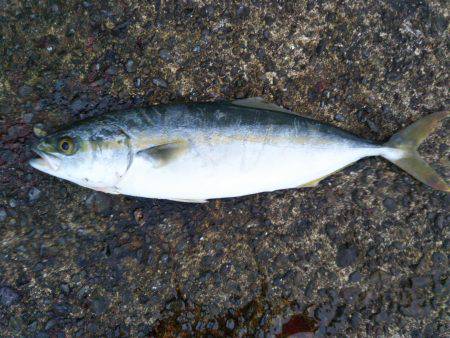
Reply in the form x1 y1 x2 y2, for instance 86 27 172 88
29 98 449 202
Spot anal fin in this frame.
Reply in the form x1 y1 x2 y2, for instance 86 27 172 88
297 177 324 188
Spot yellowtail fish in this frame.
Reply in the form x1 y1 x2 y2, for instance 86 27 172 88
29 98 449 202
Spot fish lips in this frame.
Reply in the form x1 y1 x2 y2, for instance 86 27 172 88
29 147 62 172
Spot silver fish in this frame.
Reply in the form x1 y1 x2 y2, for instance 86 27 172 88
30 98 449 202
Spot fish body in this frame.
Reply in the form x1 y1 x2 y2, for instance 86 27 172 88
30 98 449 201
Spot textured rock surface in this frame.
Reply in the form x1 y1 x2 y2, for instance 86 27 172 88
0 1 448 336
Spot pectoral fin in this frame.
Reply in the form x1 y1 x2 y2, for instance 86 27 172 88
137 141 189 167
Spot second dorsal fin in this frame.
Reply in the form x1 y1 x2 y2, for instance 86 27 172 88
231 97 300 116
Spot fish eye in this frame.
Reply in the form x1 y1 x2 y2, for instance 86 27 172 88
58 137 75 154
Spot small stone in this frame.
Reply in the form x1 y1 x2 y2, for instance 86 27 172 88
334 114 346 122
9 199 17 208
23 113 34 123
70 99 88 113
0 208 6 222
90 296 109 315
340 286 359 304
28 187 42 201
53 303 71 316
315 303 336 324
411 276 431 289
126 60 136 73
366 119 380 133
236 5 250 18
106 66 117 75
0 286 19 306
85 192 112 215
226 318 235 330
434 214 446 230
152 78 168 88
206 320 218 330
134 78 142 88
28 321 38 332
336 244 358 268
350 313 361 328
33 123 47 137
158 49 171 61
181 323 191 331
203 4 215 18
45 319 58 331
348 271 361 283
325 223 337 240
382 197 397 212
18 85 33 98
316 39 326 55
60 283 70 294
431 252 447 266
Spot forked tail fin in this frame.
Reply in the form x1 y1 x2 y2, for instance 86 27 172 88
383 111 449 192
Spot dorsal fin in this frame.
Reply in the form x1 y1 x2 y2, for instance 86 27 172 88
231 97 301 116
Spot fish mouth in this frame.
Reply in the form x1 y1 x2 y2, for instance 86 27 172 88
29 148 61 172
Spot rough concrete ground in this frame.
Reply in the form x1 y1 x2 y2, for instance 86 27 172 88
0 0 449 336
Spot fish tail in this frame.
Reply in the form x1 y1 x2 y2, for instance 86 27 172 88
381 110 449 192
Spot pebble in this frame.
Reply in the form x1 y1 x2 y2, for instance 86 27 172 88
348 271 361 283
45 319 58 331
91 296 109 315
134 78 142 88
226 318 235 330
152 78 168 88
236 5 250 18
18 85 33 98
336 244 358 268
382 197 397 212
126 59 136 73
85 192 112 215
203 4 215 18
159 49 171 61
411 276 431 289
28 187 42 201
325 223 338 240
334 113 346 122
434 214 446 230
0 286 20 306
315 303 336 324
8 199 17 208
431 252 447 266
70 98 88 113
0 208 6 222
60 283 70 294
23 113 34 123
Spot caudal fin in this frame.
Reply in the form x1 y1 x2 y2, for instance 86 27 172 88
383 111 449 192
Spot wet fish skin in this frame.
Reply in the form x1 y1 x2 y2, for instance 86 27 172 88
29 99 449 201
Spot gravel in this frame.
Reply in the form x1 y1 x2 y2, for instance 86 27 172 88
0 1 448 336
336 244 359 268
0 287 20 306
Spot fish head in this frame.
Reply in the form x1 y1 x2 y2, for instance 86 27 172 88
29 121 132 192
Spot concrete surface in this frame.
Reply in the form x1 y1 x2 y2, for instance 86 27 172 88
0 1 448 336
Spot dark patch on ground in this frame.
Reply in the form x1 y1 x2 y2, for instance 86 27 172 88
0 0 448 336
